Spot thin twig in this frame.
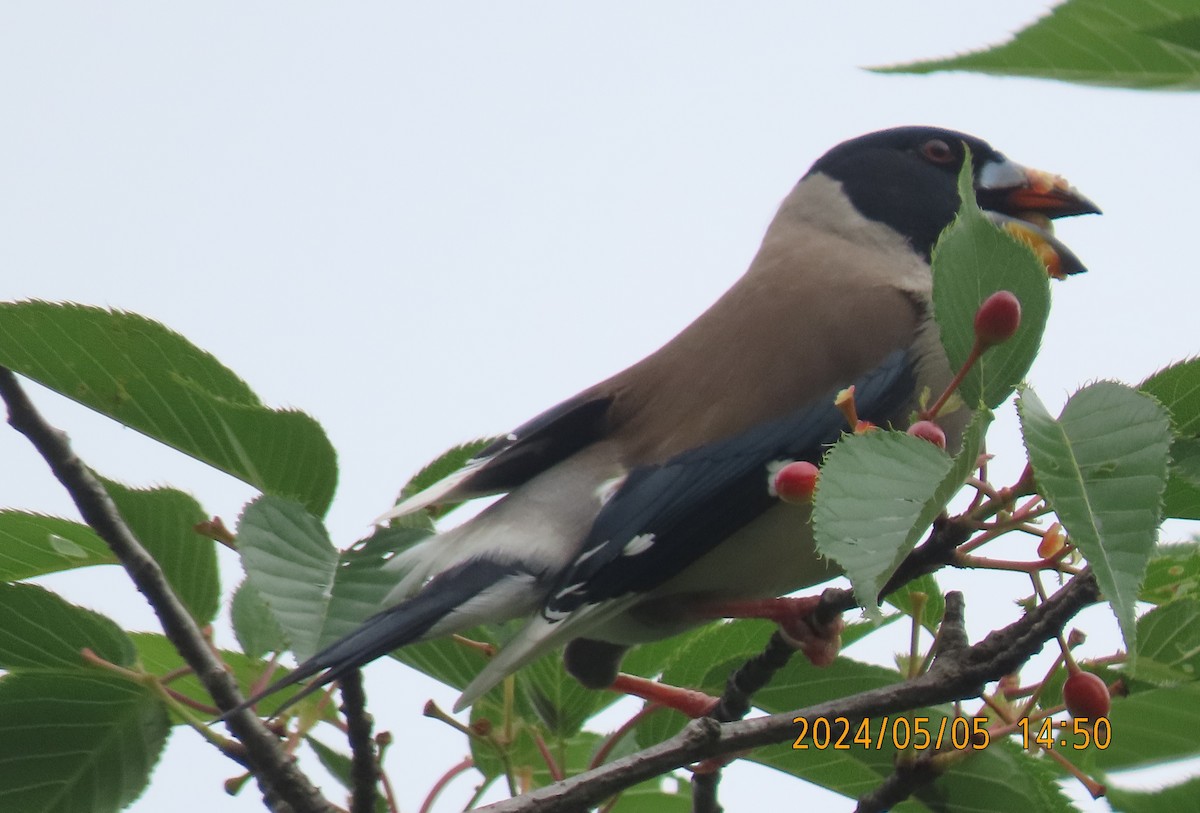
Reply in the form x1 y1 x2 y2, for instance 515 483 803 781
0 367 334 813
340 670 379 813
476 572 1100 812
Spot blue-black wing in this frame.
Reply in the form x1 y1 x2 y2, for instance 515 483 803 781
544 348 916 616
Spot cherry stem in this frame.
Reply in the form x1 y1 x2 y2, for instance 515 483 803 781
418 756 474 813
452 634 497 657
921 340 984 421
591 703 663 769
907 592 928 679
956 552 1081 575
532 729 564 781
422 700 478 739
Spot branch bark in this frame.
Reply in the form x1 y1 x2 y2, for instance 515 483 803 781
0 367 334 813
479 573 1099 812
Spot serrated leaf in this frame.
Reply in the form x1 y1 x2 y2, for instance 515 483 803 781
1162 474 1200 520
931 158 1051 411
0 582 135 671
101 479 220 625
1018 383 1172 660
0 511 116 580
230 578 290 659
1141 357 1200 436
874 0 1200 91
879 408 991 621
0 671 169 813
1141 542 1200 604
0 301 337 515
238 496 338 661
1132 599 1200 685
814 431 953 616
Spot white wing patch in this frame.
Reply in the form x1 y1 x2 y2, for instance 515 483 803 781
594 475 626 507
621 533 656 557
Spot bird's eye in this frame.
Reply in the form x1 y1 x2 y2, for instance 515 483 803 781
920 139 955 165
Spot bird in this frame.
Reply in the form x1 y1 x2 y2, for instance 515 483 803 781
234 126 1098 718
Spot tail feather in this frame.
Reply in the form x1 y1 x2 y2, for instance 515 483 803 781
219 558 537 720
453 596 635 711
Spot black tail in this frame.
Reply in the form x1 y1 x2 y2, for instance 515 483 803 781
218 559 523 721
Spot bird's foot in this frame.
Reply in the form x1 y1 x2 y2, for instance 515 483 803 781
705 596 843 666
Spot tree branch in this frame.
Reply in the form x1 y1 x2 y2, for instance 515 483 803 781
478 573 1099 812
0 367 334 813
339 670 379 813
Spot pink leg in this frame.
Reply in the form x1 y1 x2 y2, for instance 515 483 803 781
702 596 843 666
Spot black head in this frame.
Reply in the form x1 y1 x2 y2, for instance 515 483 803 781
806 126 1005 258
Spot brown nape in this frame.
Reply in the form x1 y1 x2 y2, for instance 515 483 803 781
563 638 629 689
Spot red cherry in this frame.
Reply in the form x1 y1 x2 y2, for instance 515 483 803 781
774 461 820 504
907 420 947 449
974 290 1022 347
1062 670 1111 719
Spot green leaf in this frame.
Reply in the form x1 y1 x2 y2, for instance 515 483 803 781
609 776 691 813
931 158 1051 411
238 496 442 670
885 573 946 633
519 652 610 738
0 511 116 580
391 630 499 694
0 582 135 671
880 408 991 627
615 624 711 680
102 479 220 625
1132 598 1200 685
1171 437 1200 488
1162 472 1200 520
1087 682 1200 771
1141 357 1200 436
1141 542 1200 604
753 718 1073 812
237 496 339 661
814 430 953 616
1108 776 1200 813
634 619 901 747
874 0 1200 91
0 301 337 515
304 737 389 812
129 632 324 723
315 524 432 651
396 437 503 519
1141 359 1200 519
230 579 290 659
1018 383 1173 660
1145 15 1200 54
0 671 170 813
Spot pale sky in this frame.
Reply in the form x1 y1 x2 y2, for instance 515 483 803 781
2 3 1196 811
